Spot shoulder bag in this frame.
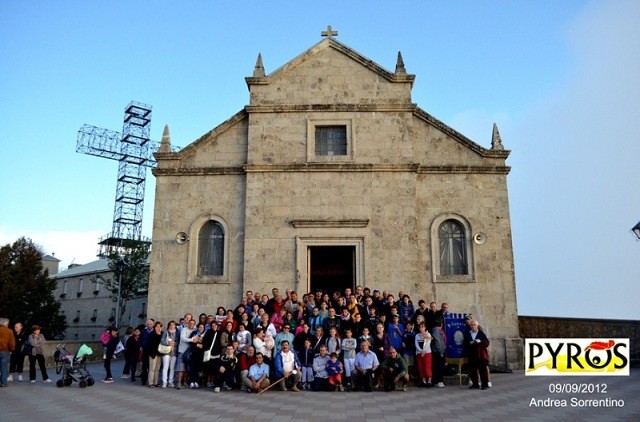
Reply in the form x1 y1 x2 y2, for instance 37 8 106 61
158 333 173 354
203 331 218 363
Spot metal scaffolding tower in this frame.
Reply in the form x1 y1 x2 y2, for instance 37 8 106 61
76 101 173 257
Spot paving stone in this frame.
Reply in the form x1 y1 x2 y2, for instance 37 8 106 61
2 360 639 420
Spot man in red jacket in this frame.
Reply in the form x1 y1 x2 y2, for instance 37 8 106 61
239 345 257 390
0 317 17 387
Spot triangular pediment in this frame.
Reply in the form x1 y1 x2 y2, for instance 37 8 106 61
246 38 415 106
248 38 414 85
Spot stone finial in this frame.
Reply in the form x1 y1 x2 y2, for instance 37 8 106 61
491 123 504 150
253 53 265 77
158 124 171 153
395 51 406 74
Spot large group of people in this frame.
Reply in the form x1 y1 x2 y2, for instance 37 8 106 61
0 286 492 392
106 286 492 393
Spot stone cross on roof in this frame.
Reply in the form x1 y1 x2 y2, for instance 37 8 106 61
321 25 338 38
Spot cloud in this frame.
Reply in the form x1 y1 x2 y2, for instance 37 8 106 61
0 228 103 272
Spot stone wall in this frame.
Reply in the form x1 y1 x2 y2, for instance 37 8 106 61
20 341 105 368
519 316 640 356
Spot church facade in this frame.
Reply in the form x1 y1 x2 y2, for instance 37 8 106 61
149 31 522 369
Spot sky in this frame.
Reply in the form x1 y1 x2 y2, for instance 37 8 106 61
1 1 639 320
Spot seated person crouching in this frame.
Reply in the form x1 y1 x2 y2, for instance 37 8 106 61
274 340 302 392
381 347 409 391
214 345 239 392
245 352 270 393
353 340 379 392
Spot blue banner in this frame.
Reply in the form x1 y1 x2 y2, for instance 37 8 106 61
444 312 467 359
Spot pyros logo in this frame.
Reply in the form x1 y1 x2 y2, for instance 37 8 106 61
525 339 629 376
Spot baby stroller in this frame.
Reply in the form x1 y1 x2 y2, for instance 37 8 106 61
54 344 95 388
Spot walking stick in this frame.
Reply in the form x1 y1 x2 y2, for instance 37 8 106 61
257 370 297 395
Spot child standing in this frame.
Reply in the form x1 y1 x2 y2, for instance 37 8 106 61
298 338 315 390
415 323 432 387
402 321 416 379
325 327 341 356
358 327 372 352
325 352 344 391
341 328 357 390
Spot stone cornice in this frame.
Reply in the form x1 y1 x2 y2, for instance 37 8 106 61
412 106 511 159
417 165 511 175
245 163 419 173
245 103 415 113
152 167 245 176
154 110 248 162
291 219 369 228
153 152 180 161
153 163 510 176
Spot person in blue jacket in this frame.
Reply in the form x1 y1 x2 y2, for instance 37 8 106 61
386 314 405 353
273 340 302 391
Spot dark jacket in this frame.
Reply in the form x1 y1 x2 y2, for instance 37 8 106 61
298 347 315 367
293 331 313 354
402 330 416 355
425 310 440 330
140 328 153 351
13 329 27 355
202 328 223 357
323 317 340 334
125 335 141 359
189 330 205 363
339 316 353 337
148 331 162 359
398 302 415 324
463 329 490 363
311 334 327 354
106 336 120 356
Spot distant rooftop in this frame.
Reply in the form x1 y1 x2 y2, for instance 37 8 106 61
49 259 110 279
49 257 151 279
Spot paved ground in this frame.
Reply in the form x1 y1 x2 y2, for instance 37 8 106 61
2 360 639 421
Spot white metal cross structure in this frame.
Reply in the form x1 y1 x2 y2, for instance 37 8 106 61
76 101 178 257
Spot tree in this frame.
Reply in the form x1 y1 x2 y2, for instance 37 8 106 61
93 240 150 329
0 237 67 338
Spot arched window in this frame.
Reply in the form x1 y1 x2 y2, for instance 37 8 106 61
198 221 225 276
438 220 468 275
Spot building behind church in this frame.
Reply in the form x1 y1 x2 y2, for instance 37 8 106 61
149 30 523 369
51 259 148 340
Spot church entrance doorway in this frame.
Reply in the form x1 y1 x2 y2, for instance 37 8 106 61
308 246 355 295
